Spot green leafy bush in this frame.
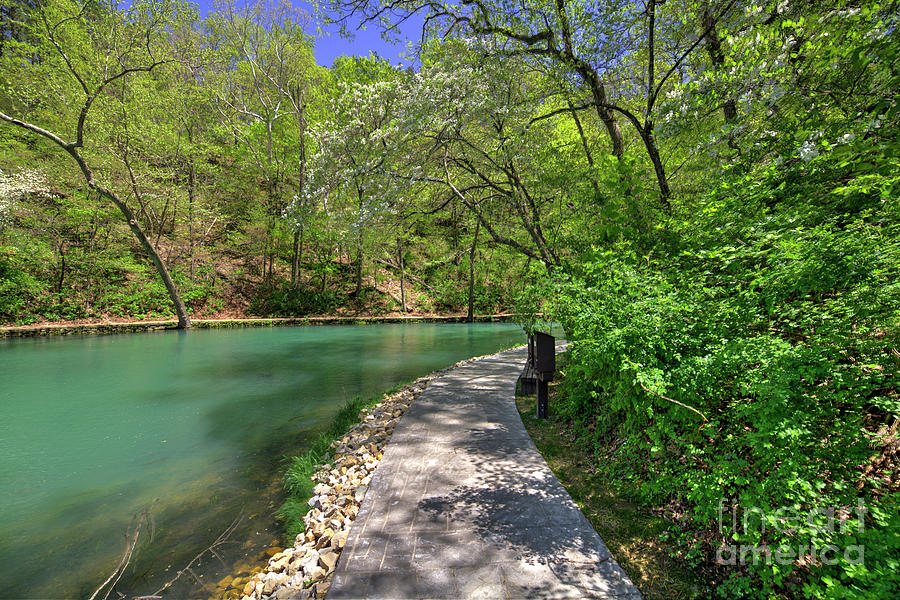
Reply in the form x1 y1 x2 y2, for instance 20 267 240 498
0 250 45 323
277 395 372 539
249 284 341 316
548 143 900 598
100 277 172 319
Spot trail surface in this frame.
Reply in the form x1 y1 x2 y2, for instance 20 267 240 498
328 346 641 599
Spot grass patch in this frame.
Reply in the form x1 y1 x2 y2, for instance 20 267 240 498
515 358 709 600
277 380 412 540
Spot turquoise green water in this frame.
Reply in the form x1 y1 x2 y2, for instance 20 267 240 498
0 323 524 599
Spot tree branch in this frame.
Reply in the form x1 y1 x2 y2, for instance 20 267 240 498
528 102 594 126
639 382 709 422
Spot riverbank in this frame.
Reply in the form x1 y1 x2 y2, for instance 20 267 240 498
2 323 526 599
0 314 515 338
212 351 506 600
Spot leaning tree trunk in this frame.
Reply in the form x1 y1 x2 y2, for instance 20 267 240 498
1 86 192 329
639 125 672 207
99 186 192 328
581 69 625 158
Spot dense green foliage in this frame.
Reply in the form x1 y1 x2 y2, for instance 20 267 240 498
0 0 525 325
551 151 900 597
535 3 900 597
3 0 899 597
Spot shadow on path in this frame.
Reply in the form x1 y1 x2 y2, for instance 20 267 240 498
327 347 641 599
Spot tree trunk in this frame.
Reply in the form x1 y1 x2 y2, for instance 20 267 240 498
100 187 192 328
703 8 737 123
267 218 274 283
0 99 192 329
187 156 196 282
641 126 672 205
397 238 407 313
355 230 363 296
57 244 66 298
582 72 624 158
298 223 304 286
467 220 480 323
291 225 301 287
567 98 595 168
293 88 307 290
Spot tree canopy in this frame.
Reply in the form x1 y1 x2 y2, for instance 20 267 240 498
1 0 898 597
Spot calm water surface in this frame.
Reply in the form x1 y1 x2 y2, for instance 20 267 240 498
0 323 524 598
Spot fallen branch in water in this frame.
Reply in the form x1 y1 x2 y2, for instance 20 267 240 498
89 504 157 600
89 505 242 600
146 512 243 598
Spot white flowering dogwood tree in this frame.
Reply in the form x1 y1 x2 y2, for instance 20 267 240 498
396 46 566 270
291 44 592 281
0 169 53 231
289 55 409 296
317 0 759 206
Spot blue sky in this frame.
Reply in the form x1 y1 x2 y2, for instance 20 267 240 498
190 1 424 67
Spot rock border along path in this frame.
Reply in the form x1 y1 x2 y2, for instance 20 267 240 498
234 353 510 600
327 346 642 599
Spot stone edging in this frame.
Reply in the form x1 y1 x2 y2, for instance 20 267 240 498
0 315 515 338
231 349 515 600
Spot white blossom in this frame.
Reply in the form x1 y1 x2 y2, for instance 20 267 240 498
798 140 819 162
0 168 50 230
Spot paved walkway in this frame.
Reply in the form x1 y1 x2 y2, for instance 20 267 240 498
327 346 641 599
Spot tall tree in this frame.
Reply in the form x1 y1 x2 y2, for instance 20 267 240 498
322 0 745 205
292 55 405 297
206 0 319 284
395 46 570 270
0 0 194 327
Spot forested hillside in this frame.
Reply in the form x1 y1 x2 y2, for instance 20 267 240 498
0 0 525 325
2 0 899 597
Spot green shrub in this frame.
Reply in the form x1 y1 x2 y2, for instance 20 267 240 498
0 251 45 323
276 394 375 539
250 284 341 316
100 277 172 319
546 144 900 598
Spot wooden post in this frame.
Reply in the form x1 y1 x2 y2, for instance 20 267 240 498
537 379 549 419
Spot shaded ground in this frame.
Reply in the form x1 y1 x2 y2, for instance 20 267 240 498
515 364 712 600
328 346 640 599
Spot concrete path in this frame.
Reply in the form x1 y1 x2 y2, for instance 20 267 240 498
327 346 642 599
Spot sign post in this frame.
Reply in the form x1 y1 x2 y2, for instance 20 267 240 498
534 331 555 419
